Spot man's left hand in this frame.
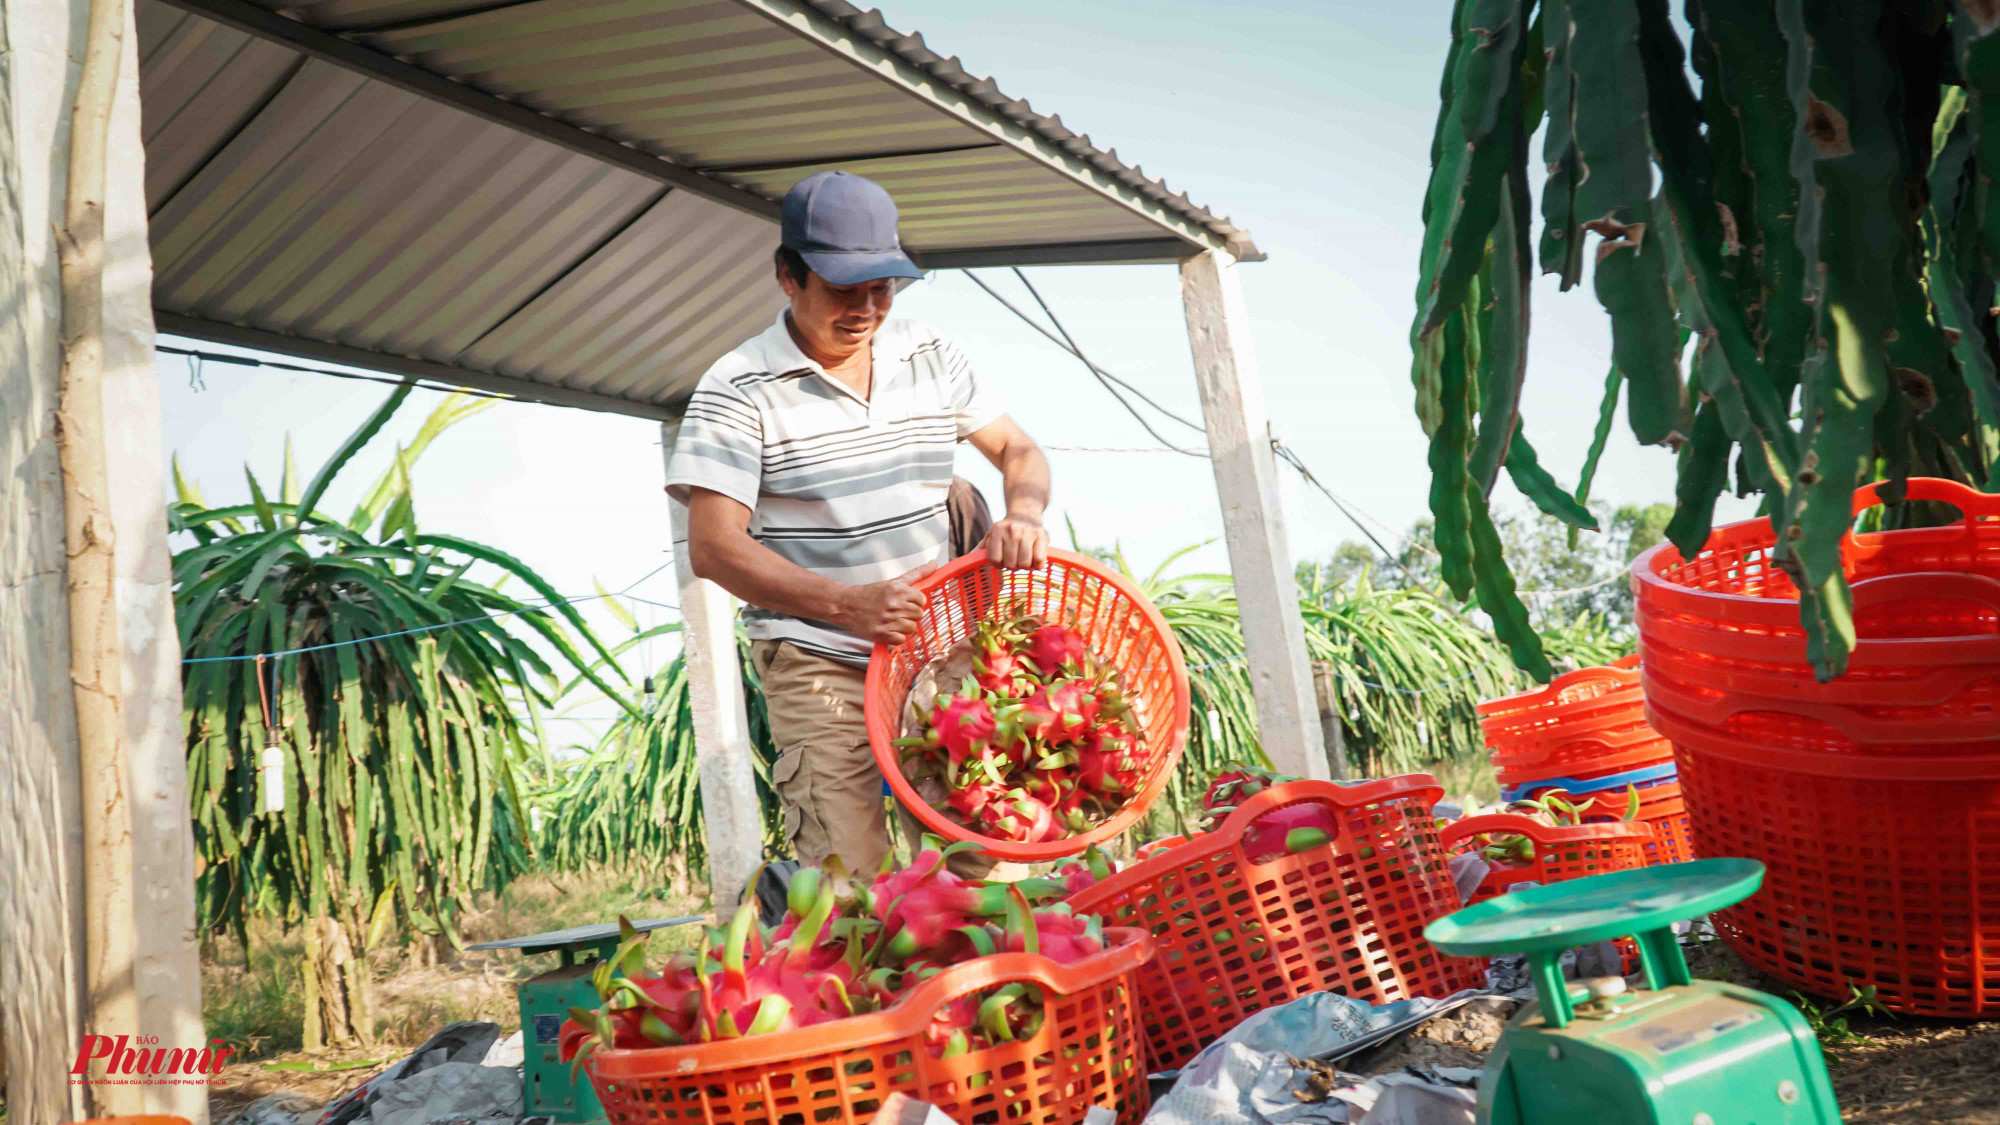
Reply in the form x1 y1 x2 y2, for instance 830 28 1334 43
984 516 1049 570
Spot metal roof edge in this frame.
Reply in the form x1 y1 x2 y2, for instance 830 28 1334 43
733 0 1264 263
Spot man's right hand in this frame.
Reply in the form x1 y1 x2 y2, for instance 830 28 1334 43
836 560 940 646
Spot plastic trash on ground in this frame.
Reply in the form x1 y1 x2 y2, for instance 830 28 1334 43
1144 991 1486 1125
311 1021 505 1125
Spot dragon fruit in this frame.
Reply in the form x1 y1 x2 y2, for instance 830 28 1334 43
1240 802 1340 864
1024 624 1089 676
869 845 1063 961
562 857 1113 1066
894 612 1147 842
1052 845 1117 895
971 617 1037 695
1077 723 1142 795
1008 906 1107 964
1203 764 1299 816
975 788 1059 844
923 994 982 1057
900 681 1000 760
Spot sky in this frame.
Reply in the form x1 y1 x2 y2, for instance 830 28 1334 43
155 0 1754 728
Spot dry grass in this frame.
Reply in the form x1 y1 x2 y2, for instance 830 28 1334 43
203 865 709 1055
1421 751 1501 808
201 865 709 1119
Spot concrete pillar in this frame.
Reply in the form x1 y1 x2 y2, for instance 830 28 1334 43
660 421 766 917
1180 248 1328 781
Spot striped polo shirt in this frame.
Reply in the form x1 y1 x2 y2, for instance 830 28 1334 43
665 313 1003 665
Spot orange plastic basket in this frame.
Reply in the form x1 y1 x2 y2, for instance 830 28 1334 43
1509 778 1695 866
865 548 1190 862
1438 814 1655 905
1133 835 1191 861
1479 659 1673 786
1667 721 2000 1017
571 929 1155 1125
1063 777 1481 1072
1634 477 2000 1016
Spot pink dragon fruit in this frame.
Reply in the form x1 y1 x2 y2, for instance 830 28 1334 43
1240 802 1340 864
1024 624 1089 676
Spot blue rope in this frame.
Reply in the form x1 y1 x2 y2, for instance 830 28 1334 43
181 560 675 664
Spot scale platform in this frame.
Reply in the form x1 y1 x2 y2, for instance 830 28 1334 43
1426 860 1841 1125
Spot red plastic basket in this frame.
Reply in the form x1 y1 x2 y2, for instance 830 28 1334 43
1480 660 1673 787
570 929 1156 1125
1490 729 1676 789
865 548 1190 863
1507 778 1695 866
1668 722 2000 1017
1634 477 2000 1016
1063 778 1482 1072
1132 835 1191 861
1438 814 1655 905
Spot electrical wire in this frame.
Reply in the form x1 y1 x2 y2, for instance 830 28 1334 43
1007 268 1208 434
1270 441 1416 578
1185 650 1485 696
157 343 524 404
961 270 1210 457
182 558 676 663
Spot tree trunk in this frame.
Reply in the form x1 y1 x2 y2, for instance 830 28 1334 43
56 0 136 1109
303 916 369 1048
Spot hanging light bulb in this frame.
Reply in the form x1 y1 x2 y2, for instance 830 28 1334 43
258 744 285 814
642 675 656 709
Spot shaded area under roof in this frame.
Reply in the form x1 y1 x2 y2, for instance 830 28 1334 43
141 0 1260 418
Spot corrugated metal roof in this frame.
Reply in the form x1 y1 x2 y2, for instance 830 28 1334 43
140 0 1259 417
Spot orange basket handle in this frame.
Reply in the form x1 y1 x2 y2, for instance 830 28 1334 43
1850 570 2000 616
1439 812 1540 854
1216 776 1444 848
1439 813 1653 854
1851 476 1998 521
1477 663 1641 716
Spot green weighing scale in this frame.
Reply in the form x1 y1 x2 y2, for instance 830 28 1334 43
467 916 702 1124
1425 859 1840 1125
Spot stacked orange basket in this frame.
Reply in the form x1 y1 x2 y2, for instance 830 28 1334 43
1477 656 1694 864
1634 478 2000 1017
1064 778 1484 1071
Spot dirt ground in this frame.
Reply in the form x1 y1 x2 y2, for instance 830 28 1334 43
199 926 2000 1124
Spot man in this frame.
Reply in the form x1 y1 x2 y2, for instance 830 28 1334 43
666 171 1051 877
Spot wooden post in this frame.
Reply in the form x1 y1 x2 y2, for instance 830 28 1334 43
1179 248 1328 780
1312 662 1351 780
2 0 205 1118
661 421 766 917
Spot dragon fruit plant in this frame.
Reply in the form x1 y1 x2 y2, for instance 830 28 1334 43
562 841 1110 1071
896 617 1147 844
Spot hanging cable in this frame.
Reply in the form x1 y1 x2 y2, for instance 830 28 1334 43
1270 440 1415 577
961 270 1210 457
182 558 676 664
1007 268 1208 433
156 343 523 404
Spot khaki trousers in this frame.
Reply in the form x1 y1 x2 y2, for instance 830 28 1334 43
752 640 1022 881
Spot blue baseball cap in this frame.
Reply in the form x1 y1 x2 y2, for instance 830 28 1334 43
780 171 924 286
